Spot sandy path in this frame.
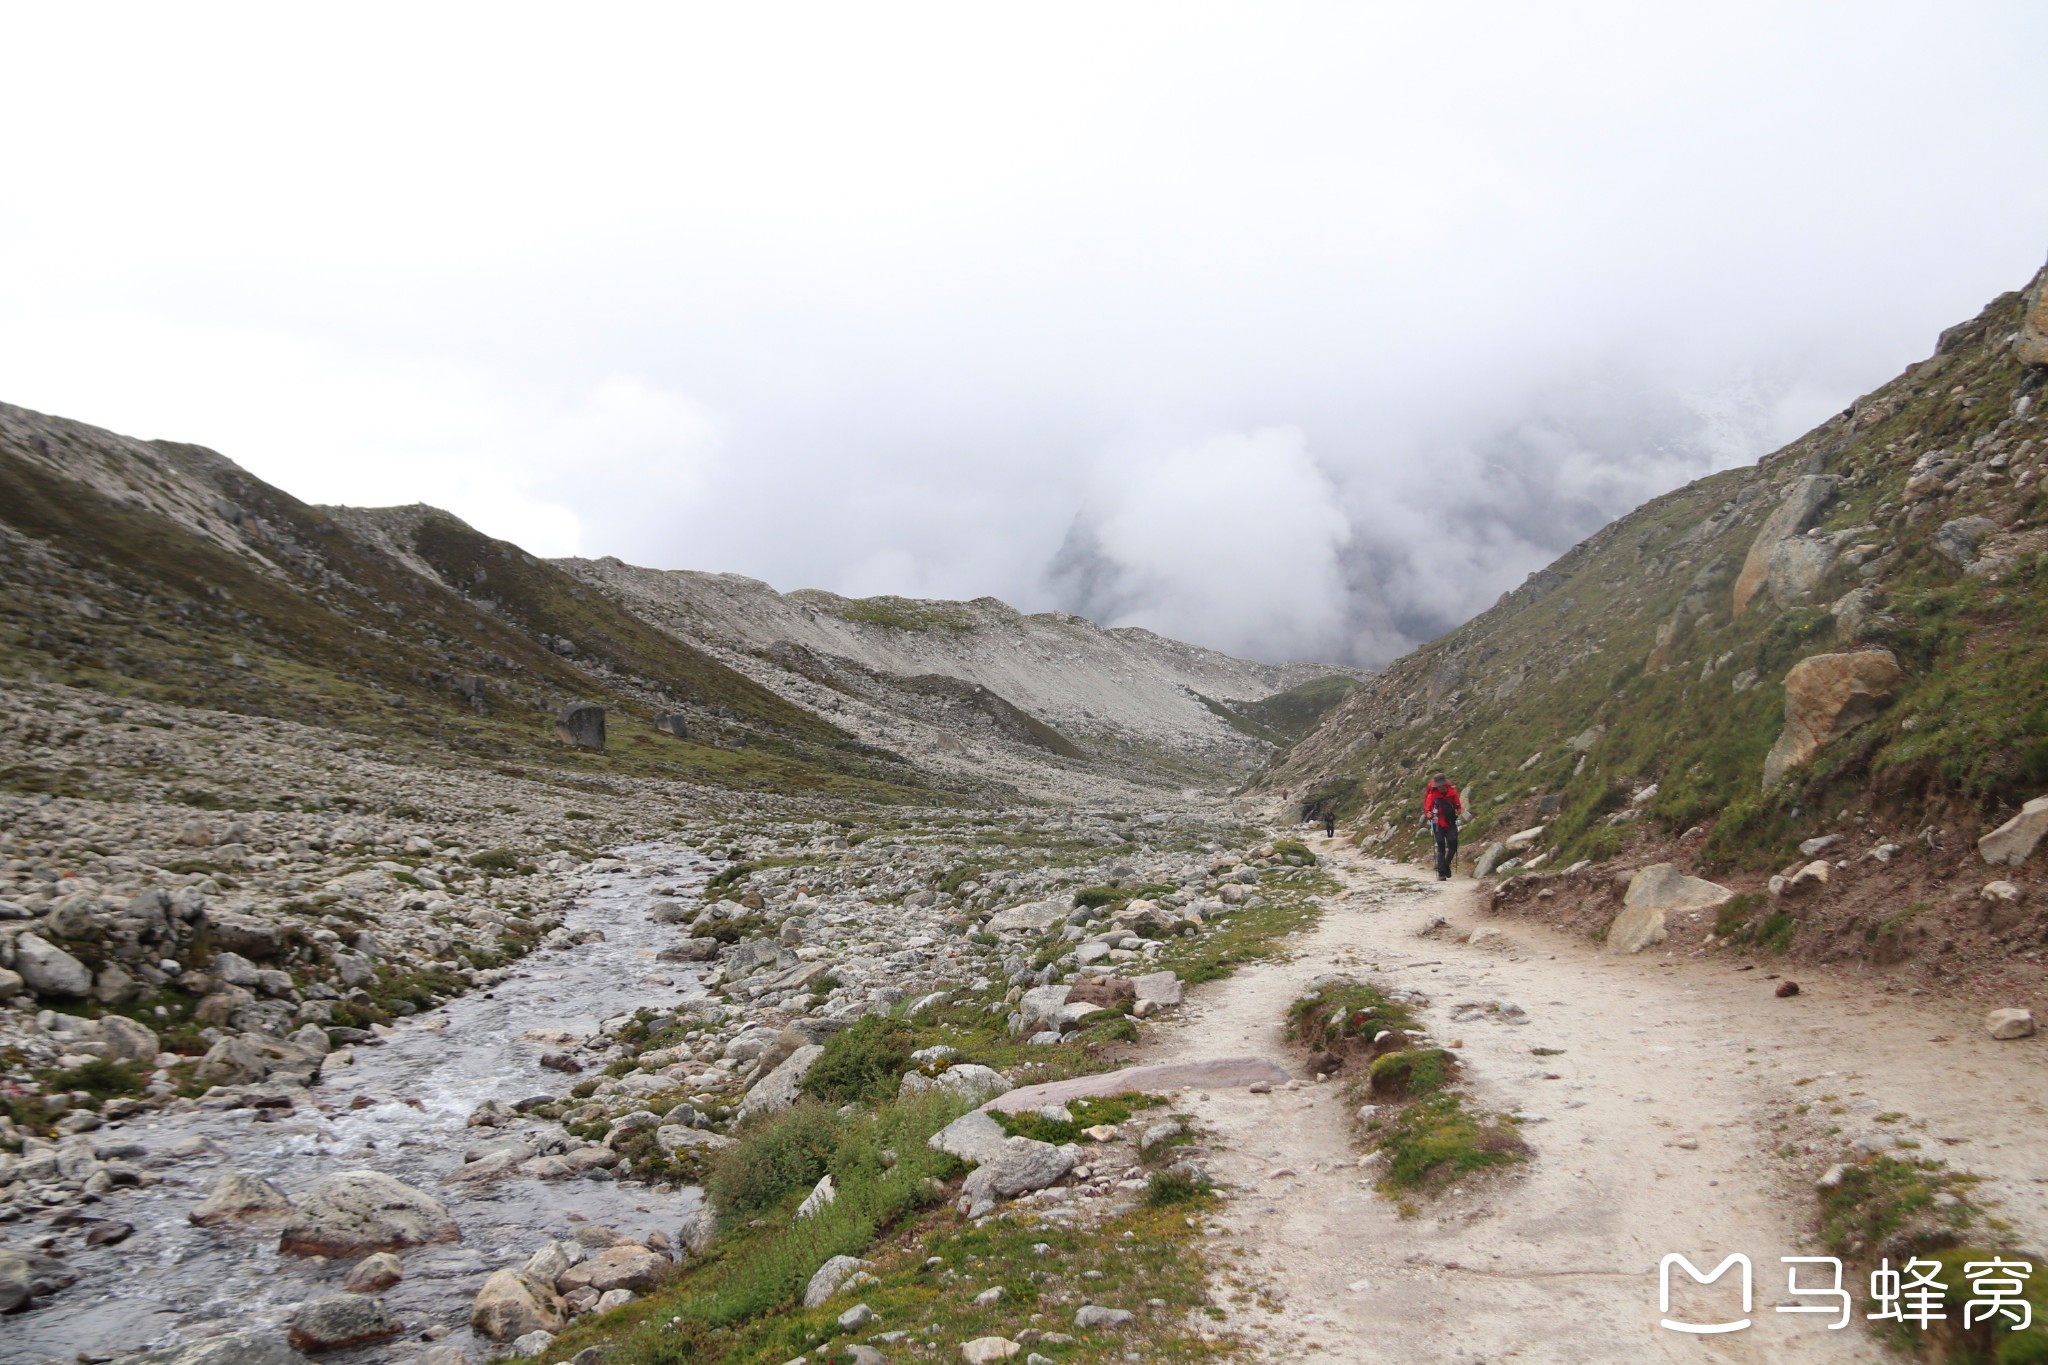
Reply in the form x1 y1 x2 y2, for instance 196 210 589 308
1145 839 2048 1363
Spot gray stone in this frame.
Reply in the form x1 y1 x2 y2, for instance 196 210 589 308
0 967 21 1000
1932 515 2001 567
1131 971 1183 1009
1766 535 1836 604
900 1063 1012 1104
213 952 264 988
1733 475 1837 616
114 1330 307 1365
14 932 90 996
1980 796 2048 866
986 900 1068 934
961 1339 1020 1364
98 1013 161 1062
555 702 606 751
1074 1305 1134 1328
509 1330 557 1359
190 1170 295 1225
1473 842 1509 878
837 1302 874 1330
928 1110 1011 1165
279 1171 459 1258
340 1252 403 1293
287 1294 402 1352
1012 983 1071 1036
804 1253 871 1308
735 1043 823 1120
960 1137 1076 1217
194 1034 324 1088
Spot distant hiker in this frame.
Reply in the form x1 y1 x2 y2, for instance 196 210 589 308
1422 771 1463 881
1323 811 1336 839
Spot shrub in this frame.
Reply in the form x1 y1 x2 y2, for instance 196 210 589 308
1368 1048 1456 1098
1143 1169 1211 1207
41 1057 146 1103
800 1017 916 1106
706 1100 849 1221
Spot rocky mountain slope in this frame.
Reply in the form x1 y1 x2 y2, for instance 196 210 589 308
0 402 1353 806
1271 263 2048 1004
557 558 1359 796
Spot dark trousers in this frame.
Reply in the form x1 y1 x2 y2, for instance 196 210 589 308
1433 822 1459 878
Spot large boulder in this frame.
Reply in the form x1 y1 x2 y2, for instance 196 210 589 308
470 1269 562 1341
1732 476 1837 617
1762 649 1905 788
554 702 605 751
13 933 91 996
1012 983 1072 1036
928 1109 1011 1165
960 1136 1077 1218
1609 864 1734 955
985 900 1067 934
1932 516 2001 568
98 1014 161 1063
559 1244 668 1294
1767 535 1835 604
287 1295 402 1352
279 1171 459 1258
1132 971 1183 1009
191 1170 295 1226
734 1044 823 1121
803 1254 871 1308
1979 796 2048 867
899 1063 1012 1104
209 912 285 959
194 1035 324 1088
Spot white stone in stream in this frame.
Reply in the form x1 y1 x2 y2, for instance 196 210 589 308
1986 1009 2037 1040
1609 863 1734 955
190 1170 295 1225
804 1254 871 1308
13 934 90 996
929 1110 1011 1165
1980 796 2048 866
279 1171 459 1258
735 1044 823 1120
985 900 1067 934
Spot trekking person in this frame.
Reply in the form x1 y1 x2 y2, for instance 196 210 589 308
1323 810 1336 839
1422 771 1462 880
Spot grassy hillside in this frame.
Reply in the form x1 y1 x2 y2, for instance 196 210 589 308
0 409 926 801
1274 269 2048 880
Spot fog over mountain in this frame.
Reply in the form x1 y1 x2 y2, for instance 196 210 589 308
2 4 2044 665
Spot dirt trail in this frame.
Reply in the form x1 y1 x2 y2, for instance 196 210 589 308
1143 838 2048 1363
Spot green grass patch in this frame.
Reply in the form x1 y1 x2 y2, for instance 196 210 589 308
1286 978 1416 1050
800 1018 919 1107
1373 1093 1528 1196
1367 1048 1456 1098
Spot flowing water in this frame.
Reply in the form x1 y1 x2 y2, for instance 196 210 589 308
8 845 713 1365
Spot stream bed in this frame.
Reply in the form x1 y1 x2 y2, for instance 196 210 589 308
8 844 711 1365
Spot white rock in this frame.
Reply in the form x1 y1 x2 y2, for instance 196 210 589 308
1986 1009 2036 1041
1980 797 2048 866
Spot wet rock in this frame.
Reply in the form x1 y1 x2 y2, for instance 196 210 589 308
803 1254 871 1308
0 1248 78 1312
1979 796 2048 866
114 1330 307 1365
470 1269 563 1341
1763 649 1904 787
14 932 91 996
279 1170 460 1258
194 1034 324 1088
341 1252 404 1293
288 1294 402 1352
1986 1008 2037 1040
190 1170 295 1225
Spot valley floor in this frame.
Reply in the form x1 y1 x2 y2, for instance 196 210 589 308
1157 830 2048 1363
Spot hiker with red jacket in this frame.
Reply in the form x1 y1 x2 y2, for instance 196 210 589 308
1422 772 1463 881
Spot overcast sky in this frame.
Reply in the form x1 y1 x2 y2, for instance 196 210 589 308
4 4 2045 666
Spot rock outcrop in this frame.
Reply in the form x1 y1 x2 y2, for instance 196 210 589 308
1979 796 2048 866
1762 650 1905 788
1732 476 1837 617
